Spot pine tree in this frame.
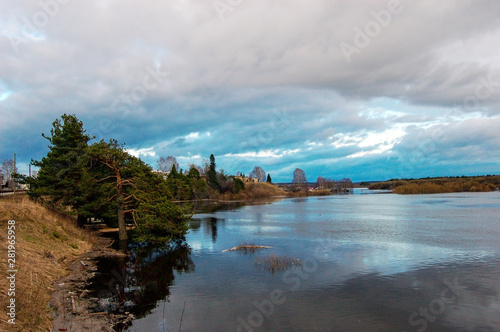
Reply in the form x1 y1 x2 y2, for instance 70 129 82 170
86 139 153 241
29 114 191 245
267 174 272 183
207 154 220 192
28 114 93 224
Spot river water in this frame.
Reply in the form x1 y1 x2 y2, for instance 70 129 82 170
95 191 500 331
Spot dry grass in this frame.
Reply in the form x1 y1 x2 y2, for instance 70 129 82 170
222 242 271 254
254 254 302 273
0 195 94 331
393 181 497 194
227 182 288 200
370 175 500 194
220 183 332 201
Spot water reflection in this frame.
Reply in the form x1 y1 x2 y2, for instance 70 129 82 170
192 200 246 213
189 217 224 243
128 193 500 331
90 244 194 318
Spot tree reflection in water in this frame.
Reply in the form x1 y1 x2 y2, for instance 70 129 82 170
91 243 194 318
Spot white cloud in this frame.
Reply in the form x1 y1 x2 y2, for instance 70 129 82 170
346 144 394 159
185 132 199 140
225 149 300 159
126 147 156 158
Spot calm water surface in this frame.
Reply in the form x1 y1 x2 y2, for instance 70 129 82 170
98 191 500 332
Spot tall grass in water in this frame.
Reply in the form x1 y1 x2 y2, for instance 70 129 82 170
394 181 497 194
254 254 302 273
222 242 271 254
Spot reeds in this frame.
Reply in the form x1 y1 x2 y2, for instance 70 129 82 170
254 254 302 273
370 176 500 194
222 242 271 254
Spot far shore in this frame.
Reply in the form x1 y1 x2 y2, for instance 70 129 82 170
369 175 500 194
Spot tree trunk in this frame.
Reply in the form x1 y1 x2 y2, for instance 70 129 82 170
116 170 127 243
77 214 86 228
118 201 127 242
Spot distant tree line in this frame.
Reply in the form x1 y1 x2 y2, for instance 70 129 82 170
369 176 500 194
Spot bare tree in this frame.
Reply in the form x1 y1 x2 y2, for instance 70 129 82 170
1 159 17 182
249 166 266 182
202 158 210 174
292 168 307 188
317 176 327 189
325 178 336 189
336 178 353 192
157 156 179 173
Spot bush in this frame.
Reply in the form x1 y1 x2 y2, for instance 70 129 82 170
133 197 191 245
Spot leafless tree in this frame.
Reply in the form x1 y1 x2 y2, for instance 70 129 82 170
325 178 336 189
249 166 266 182
336 178 353 191
292 168 307 187
317 176 327 189
1 159 17 182
157 156 179 173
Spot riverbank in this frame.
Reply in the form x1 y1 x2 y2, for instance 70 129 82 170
219 182 333 201
0 195 130 331
369 175 500 194
50 236 133 332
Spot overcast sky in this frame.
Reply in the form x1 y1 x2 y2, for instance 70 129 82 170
1 0 499 182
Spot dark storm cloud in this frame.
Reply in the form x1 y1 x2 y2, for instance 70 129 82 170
1 0 499 180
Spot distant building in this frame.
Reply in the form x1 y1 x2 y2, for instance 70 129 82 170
151 169 170 179
234 176 258 183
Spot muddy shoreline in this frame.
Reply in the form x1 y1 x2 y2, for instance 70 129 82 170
50 236 133 332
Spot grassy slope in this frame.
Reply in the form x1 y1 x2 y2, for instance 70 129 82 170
220 182 333 200
221 182 288 200
0 195 94 331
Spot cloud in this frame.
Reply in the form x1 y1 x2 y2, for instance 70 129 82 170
1 0 499 181
126 147 156 158
224 149 300 159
